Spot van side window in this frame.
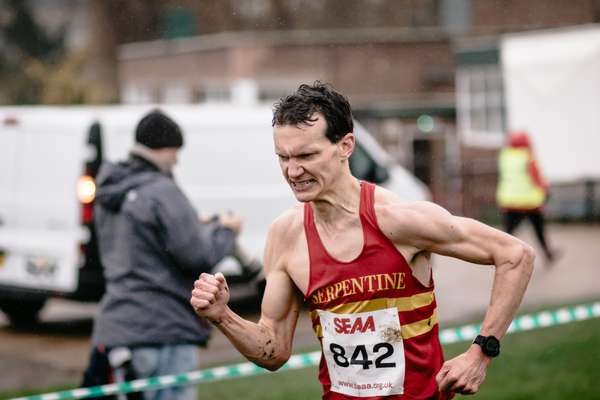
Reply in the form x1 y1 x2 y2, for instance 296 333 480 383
349 141 389 184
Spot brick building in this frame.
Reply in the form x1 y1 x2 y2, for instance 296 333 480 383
115 0 599 218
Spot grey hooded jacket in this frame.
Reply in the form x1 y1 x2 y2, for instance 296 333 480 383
91 155 236 347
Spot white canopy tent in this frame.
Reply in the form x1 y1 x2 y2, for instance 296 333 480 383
501 24 600 183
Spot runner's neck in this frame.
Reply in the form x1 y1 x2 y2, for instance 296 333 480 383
311 177 361 225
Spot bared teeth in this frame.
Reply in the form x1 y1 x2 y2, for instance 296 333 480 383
291 179 314 188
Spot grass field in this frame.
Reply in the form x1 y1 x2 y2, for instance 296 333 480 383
3 316 599 400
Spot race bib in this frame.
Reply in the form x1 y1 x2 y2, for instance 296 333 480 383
318 307 405 397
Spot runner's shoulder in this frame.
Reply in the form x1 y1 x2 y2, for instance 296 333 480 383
268 203 305 244
373 185 449 226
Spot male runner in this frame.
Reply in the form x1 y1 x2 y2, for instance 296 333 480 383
190 82 534 399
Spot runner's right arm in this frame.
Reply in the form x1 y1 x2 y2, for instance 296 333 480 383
190 221 302 371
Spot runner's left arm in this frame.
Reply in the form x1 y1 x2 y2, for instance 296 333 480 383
383 201 535 394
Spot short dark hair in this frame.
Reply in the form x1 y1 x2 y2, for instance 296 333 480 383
272 81 354 143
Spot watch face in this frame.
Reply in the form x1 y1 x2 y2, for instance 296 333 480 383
483 336 500 357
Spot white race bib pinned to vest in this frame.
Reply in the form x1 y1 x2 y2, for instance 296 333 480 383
318 307 405 397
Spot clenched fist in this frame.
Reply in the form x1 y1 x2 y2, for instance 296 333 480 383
190 272 230 323
436 346 490 395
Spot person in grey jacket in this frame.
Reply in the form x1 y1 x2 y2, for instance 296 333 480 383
83 109 242 400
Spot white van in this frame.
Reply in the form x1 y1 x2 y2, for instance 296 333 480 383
0 105 429 325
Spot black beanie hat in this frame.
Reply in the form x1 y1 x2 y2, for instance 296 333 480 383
135 109 184 149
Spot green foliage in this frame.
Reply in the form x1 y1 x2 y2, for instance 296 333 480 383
0 0 63 104
3 0 64 61
0 0 105 104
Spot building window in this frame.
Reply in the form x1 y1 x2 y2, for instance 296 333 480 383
258 86 295 103
456 61 506 147
162 84 192 103
203 85 230 103
440 0 471 34
234 0 271 19
121 85 156 104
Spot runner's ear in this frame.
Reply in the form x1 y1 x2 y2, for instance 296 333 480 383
338 132 355 161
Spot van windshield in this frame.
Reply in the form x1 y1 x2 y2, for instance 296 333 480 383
349 141 389 184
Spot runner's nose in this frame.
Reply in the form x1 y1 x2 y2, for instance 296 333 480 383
287 161 304 178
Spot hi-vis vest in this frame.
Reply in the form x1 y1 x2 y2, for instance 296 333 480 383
496 148 546 210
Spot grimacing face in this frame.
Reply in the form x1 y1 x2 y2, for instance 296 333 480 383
273 113 354 203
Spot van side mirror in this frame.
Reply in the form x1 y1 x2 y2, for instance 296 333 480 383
86 122 103 177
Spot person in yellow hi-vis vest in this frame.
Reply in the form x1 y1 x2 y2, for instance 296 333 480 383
497 131 557 263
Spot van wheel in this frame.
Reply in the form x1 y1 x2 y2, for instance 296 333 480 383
0 298 47 328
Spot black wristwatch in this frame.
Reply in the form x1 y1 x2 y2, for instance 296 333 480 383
473 335 500 357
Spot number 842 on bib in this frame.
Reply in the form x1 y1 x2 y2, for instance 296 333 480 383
318 308 406 397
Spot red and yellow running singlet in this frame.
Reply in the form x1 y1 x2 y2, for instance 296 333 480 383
304 182 449 399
